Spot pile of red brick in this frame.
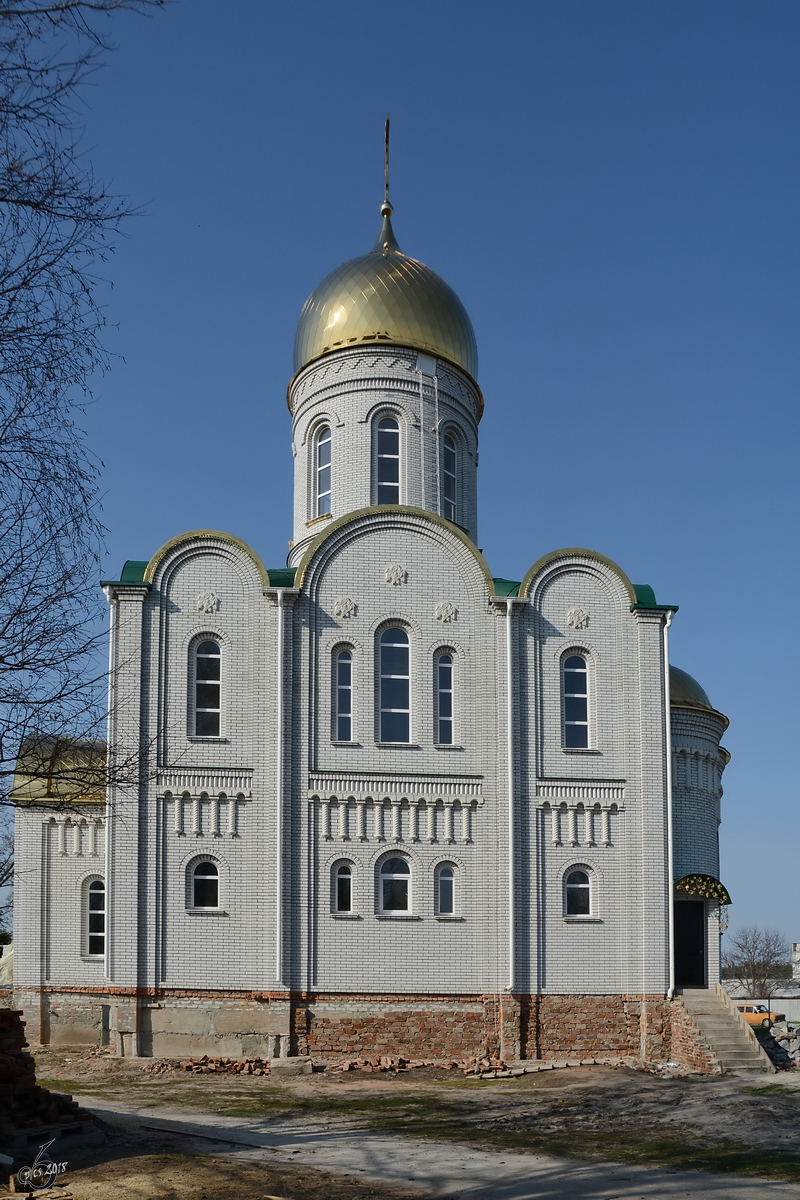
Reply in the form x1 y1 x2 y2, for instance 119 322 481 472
143 1054 271 1075
0 1009 90 1139
326 1054 504 1074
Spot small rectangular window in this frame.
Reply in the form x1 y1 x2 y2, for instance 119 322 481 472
195 641 221 737
380 858 411 912
192 861 219 908
335 864 352 912
437 866 455 914
563 655 588 748
87 880 105 956
565 869 591 915
379 628 410 743
436 654 453 744
335 650 352 741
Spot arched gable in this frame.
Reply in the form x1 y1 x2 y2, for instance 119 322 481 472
295 505 494 599
520 548 636 607
144 530 270 590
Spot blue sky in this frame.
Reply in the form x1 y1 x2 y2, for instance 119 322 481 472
80 0 798 944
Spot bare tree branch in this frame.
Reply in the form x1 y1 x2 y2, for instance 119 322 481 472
0 0 164 817
722 926 791 1002
0 824 12 935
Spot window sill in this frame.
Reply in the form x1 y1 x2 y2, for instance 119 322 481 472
376 742 420 749
306 513 332 528
331 912 361 920
186 908 229 915
331 740 361 747
562 916 603 923
435 915 464 921
376 913 421 920
562 748 601 755
434 744 464 751
187 736 229 744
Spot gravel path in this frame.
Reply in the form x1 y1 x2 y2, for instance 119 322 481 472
83 1093 800 1200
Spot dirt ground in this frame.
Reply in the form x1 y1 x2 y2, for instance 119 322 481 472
5 1047 800 1198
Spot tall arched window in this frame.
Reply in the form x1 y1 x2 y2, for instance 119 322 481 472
435 652 454 745
380 857 410 912
334 862 353 913
436 864 456 915
565 868 591 915
376 417 400 504
563 654 588 748
195 640 221 736
334 649 352 741
379 628 410 743
315 425 332 516
87 879 105 956
192 860 219 908
442 433 457 522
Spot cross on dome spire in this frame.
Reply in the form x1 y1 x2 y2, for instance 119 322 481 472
383 114 391 212
373 114 400 256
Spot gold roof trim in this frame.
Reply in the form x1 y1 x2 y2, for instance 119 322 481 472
144 530 270 586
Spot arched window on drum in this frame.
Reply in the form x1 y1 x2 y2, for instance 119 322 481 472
441 433 458 522
314 424 332 516
375 416 401 504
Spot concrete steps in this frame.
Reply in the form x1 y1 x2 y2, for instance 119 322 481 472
680 988 774 1074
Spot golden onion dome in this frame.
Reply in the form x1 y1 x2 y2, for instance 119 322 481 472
669 666 713 710
293 202 478 382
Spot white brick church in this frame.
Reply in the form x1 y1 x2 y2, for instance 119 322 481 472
12 194 731 1065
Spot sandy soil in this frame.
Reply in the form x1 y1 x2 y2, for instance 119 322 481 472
5 1047 800 1198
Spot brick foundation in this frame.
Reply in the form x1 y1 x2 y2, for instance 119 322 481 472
12 987 723 1073
668 996 723 1074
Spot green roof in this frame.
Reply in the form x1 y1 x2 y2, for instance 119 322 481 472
630 583 678 612
100 559 150 588
492 577 521 597
121 560 148 583
266 568 297 587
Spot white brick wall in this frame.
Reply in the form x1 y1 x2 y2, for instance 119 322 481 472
11 345 729 1048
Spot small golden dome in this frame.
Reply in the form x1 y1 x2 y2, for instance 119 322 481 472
293 207 478 382
670 666 713 710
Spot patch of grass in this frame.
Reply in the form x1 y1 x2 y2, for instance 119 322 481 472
365 1111 800 1183
37 1077 129 1094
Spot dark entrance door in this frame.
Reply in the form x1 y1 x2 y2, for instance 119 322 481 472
674 899 706 987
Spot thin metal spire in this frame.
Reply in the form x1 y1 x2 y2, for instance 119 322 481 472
384 114 390 208
373 113 400 255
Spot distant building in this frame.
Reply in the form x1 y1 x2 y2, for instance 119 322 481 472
13 194 731 1064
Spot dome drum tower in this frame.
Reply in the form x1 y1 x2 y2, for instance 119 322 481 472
288 203 482 565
